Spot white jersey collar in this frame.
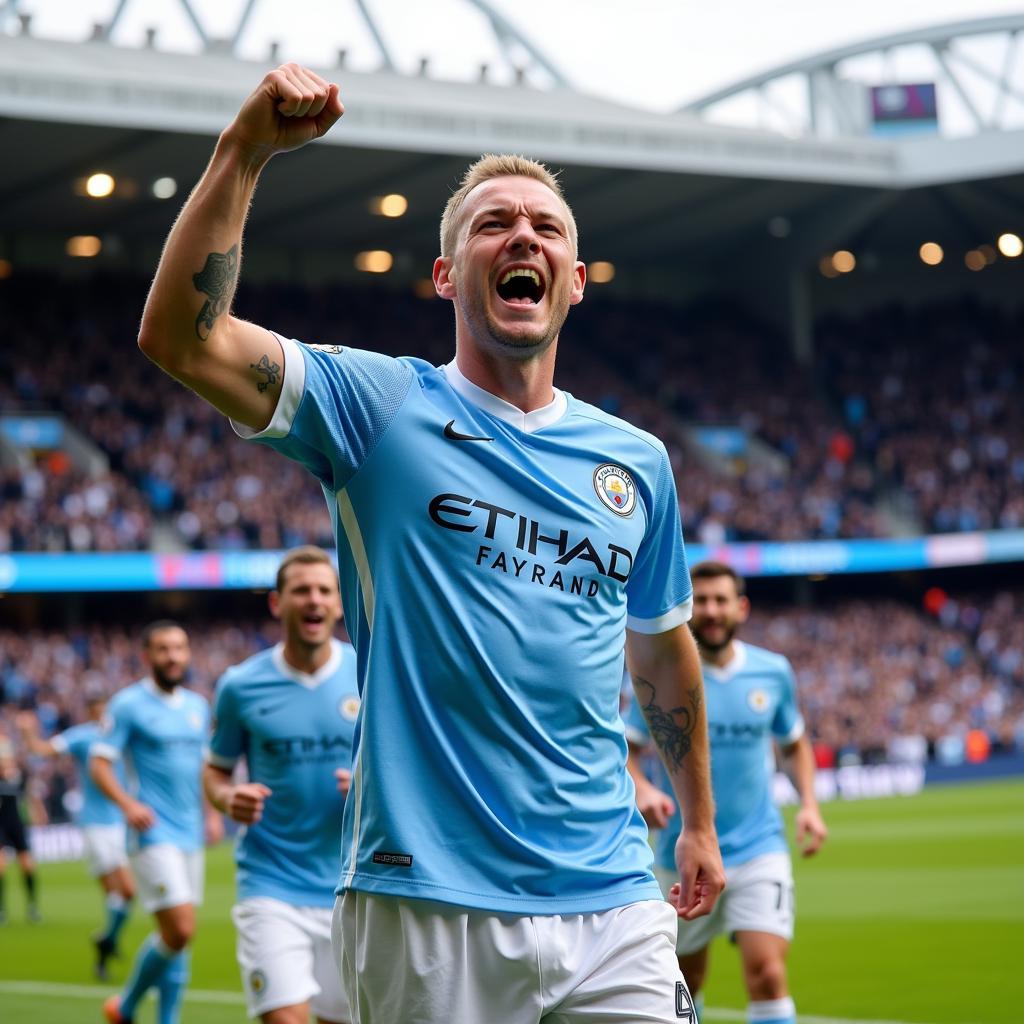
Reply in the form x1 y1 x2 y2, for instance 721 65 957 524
443 360 567 434
703 640 748 683
272 638 344 690
141 677 185 707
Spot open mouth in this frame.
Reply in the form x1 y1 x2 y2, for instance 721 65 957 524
496 267 545 306
302 614 325 627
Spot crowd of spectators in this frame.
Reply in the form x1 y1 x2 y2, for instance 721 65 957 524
746 588 1024 767
818 301 1024 535
2 588 1022 823
3 273 1022 551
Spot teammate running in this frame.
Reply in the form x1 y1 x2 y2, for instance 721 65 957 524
91 622 222 1024
0 733 42 923
16 697 135 978
204 546 357 1024
627 561 828 1024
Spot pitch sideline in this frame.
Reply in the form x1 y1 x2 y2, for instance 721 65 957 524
0 979 942 1024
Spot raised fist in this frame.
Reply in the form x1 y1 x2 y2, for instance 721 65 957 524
223 63 344 162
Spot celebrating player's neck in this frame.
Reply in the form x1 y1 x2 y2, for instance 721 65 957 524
453 340 558 414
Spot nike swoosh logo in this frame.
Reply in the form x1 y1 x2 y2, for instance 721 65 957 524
443 420 494 442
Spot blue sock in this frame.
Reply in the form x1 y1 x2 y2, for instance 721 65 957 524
120 934 175 1019
156 948 190 1024
748 996 796 1024
99 893 131 947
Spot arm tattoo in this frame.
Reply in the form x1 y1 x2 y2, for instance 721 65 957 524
192 245 238 340
250 353 281 393
634 675 702 772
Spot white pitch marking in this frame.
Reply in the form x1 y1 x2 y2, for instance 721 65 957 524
0 980 244 1005
0 981 946 1024
703 1008 943 1024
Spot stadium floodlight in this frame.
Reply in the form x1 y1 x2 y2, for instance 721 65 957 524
355 250 393 273
371 194 408 218
152 177 178 199
832 250 856 273
964 250 986 271
85 173 115 198
66 236 102 257
979 244 998 265
919 242 944 266
587 261 615 284
0 259 12 279
818 255 840 279
997 232 1022 258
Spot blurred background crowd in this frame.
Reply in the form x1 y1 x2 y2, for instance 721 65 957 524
3 585 1022 824
1 272 1023 821
3 275 1023 552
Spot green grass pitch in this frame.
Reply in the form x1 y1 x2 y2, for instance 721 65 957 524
0 778 1021 1023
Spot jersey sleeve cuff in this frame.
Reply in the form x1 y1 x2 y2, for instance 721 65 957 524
230 333 306 440
626 596 693 635
90 742 120 762
777 715 806 746
204 749 238 771
49 734 69 754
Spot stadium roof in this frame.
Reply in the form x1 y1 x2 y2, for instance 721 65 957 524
2 22 1024 303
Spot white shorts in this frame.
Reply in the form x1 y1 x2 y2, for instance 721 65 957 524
81 824 128 878
333 892 696 1024
234 897 349 1022
130 844 205 913
655 851 794 955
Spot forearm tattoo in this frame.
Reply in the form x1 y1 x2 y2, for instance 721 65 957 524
250 353 281 393
192 245 238 340
634 675 702 772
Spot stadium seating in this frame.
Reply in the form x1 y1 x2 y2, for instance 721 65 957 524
3 589 1022 821
2 274 1022 551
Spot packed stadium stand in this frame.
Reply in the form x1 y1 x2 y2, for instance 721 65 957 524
4 272 1022 552
4 583 1022 823
817 302 1024 534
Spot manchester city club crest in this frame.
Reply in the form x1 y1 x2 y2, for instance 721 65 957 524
339 696 361 721
747 688 770 713
249 969 267 994
593 464 637 517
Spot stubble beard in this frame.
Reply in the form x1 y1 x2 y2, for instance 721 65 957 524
693 622 737 654
152 665 185 691
460 283 571 362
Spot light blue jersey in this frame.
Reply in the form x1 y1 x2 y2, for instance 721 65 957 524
92 679 210 852
51 722 124 828
234 337 692 914
207 639 359 907
625 640 804 870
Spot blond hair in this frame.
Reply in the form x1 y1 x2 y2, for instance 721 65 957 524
275 545 337 593
439 154 577 257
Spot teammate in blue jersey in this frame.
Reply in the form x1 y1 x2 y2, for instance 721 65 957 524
90 622 223 1024
16 696 135 978
137 65 725 1023
204 546 357 1024
626 562 828 1024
